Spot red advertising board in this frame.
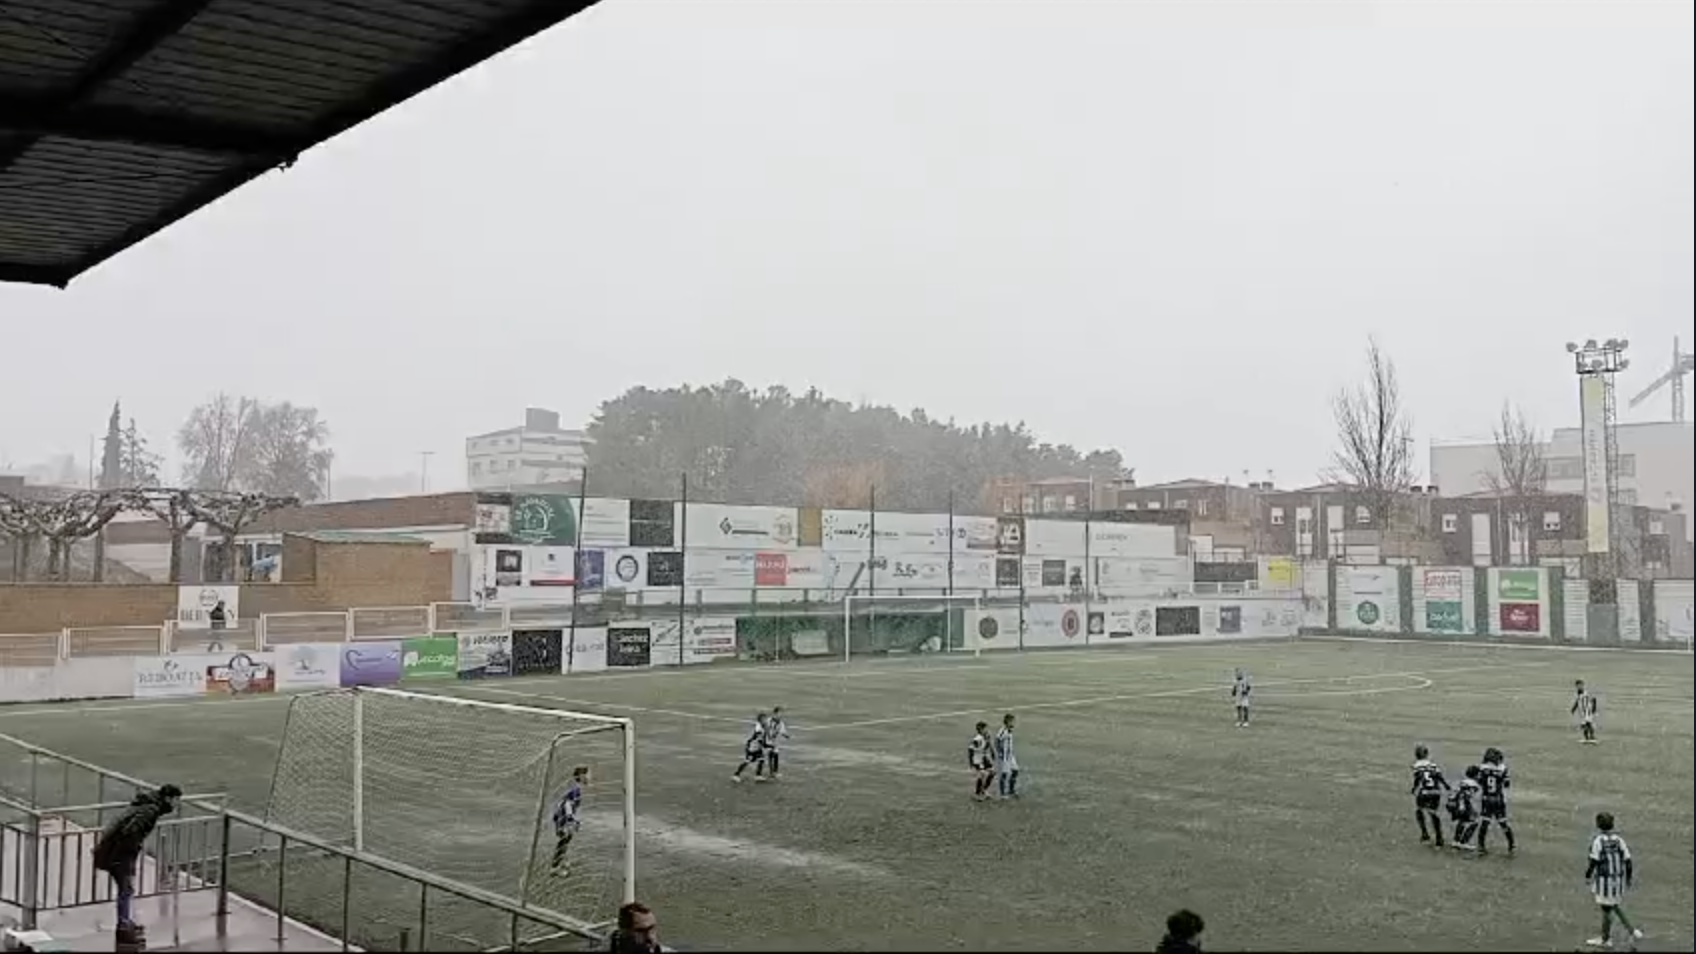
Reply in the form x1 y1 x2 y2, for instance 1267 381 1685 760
754 552 788 587
1500 603 1541 633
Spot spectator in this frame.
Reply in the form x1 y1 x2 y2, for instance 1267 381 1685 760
92 784 182 936
206 600 229 652
608 901 661 954
1156 909 1205 954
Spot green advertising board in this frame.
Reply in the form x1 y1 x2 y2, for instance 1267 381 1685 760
1497 569 1541 603
401 636 458 680
1424 601 1465 634
510 495 577 546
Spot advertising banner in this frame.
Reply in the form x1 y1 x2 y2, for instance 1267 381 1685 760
274 643 343 692
647 551 685 587
1155 605 1202 637
1655 581 1694 643
650 618 739 665
133 656 206 698
1492 568 1547 637
457 631 513 678
339 641 403 687
575 550 605 592
565 627 608 674
785 550 852 593
578 497 631 547
203 652 276 695
1341 566 1400 633
527 547 575 587
512 630 564 676
687 504 799 551
1023 603 1085 647
964 609 1020 651
1215 605 1244 635
628 499 678 547
821 510 954 553
607 625 653 668
1088 522 1178 559
995 557 1020 588
401 636 458 681
1262 557 1297 589
686 551 757 589
1094 557 1191 592
510 494 577 546
1097 603 1155 639
1580 375 1610 554
995 516 1026 555
175 585 239 630
606 550 646 589
1024 519 1086 557
754 552 788 586
1421 569 1467 634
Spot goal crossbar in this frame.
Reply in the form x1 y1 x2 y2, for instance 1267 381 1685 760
841 593 983 662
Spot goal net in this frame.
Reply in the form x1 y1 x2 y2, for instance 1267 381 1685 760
264 687 634 941
842 594 983 661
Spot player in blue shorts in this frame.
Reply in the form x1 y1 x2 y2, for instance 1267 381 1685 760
550 766 589 873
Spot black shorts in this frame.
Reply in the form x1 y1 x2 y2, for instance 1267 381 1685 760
1415 792 1441 812
744 746 764 761
1481 797 1508 820
973 759 993 772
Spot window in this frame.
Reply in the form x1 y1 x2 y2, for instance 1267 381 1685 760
1195 499 1209 517
1146 500 1162 510
1041 497 1059 513
1174 499 1189 510
1124 501 1139 510
1270 507 1285 526
1001 498 1016 514
471 462 483 475
1022 497 1036 513
1441 513 1458 533
1355 505 1371 525
1542 511 1561 532
1649 517 1665 535
1064 495 1077 511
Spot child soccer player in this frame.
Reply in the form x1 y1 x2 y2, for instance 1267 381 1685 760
1572 680 1601 745
1231 668 1252 728
550 766 589 873
1585 812 1644 949
1447 764 1482 851
1410 744 1450 847
732 712 770 783
994 713 1020 799
967 721 995 801
764 706 790 779
1475 746 1515 855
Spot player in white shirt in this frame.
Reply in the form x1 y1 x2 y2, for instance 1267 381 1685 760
1231 668 1252 728
764 706 790 779
1585 812 1644 949
993 713 1020 798
967 721 995 801
732 712 770 783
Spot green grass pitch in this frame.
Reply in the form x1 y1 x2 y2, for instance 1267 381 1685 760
1 637 1690 951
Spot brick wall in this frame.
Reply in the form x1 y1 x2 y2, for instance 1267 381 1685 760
245 493 475 533
0 537 452 633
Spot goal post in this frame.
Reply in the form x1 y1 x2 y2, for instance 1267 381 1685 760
265 686 635 938
841 593 984 662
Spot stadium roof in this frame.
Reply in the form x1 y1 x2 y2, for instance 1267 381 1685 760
0 0 597 288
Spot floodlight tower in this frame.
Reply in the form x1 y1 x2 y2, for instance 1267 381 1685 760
1565 339 1630 619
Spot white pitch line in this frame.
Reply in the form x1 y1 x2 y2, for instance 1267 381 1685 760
1307 635 1696 656
805 662 1542 731
447 683 750 724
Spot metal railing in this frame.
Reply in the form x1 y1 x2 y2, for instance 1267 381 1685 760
0 733 605 952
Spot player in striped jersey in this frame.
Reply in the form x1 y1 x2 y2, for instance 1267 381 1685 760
764 706 790 779
993 713 1020 799
1572 680 1601 745
1447 764 1482 850
1584 812 1643 948
550 766 590 873
1474 746 1515 855
1409 745 1450 847
731 712 770 783
1231 668 1252 728
967 721 995 800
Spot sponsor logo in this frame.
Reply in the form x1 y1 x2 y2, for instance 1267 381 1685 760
1087 611 1105 636
978 616 1000 641
1134 608 1154 636
1060 609 1081 638
137 659 201 693
613 554 641 584
511 497 563 545
1356 600 1381 625
208 653 274 694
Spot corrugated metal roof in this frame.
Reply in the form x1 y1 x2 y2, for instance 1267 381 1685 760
0 0 598 287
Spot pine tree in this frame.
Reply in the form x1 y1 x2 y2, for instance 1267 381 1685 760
99 402 123 489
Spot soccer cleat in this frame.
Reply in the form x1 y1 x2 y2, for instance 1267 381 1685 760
1630 929 1643 942
731 774 743 783
1584 938 1611 948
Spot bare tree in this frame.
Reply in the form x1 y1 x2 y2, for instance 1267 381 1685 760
241 402 333 502
1328 338 1416 528
1484 402 1547 564
179 393 257 491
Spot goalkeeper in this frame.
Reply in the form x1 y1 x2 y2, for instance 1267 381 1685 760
550 766 590 874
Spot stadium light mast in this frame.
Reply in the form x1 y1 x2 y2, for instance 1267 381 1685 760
1565 337 1630 638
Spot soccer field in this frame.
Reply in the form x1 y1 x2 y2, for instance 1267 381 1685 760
1 637 1691 952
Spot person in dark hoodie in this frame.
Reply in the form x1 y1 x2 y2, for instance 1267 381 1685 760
92 784 181 936
1156 909 1205 954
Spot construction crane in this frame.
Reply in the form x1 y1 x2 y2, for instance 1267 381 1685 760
1628 336 1695 422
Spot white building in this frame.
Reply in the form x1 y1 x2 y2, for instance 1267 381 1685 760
1430 420 1694 540
465 408 591 491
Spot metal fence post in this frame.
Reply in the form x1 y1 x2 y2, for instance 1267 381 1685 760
216 812 232 924
275 834 288 941
417 883 430 951
340 855 352 952
22 814 40 930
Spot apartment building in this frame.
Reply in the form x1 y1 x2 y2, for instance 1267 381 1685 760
466 408 591 491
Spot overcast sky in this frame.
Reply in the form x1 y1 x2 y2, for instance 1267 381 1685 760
1 0 1690 492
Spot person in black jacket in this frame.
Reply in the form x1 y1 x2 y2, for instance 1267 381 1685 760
1156 909 1205 954
92 785 181 933
607 901 661 954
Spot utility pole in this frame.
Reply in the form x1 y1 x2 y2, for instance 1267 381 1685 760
420 451 435 493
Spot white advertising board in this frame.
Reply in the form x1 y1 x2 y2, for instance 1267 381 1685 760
175 585 239 629
1024 603 1087 647
577 497 632 547
1022 556 1087 592
1088 522 1178 559
133 655 207 698
686 504 799 551
650 617 739 665
1024 519 1086 557
565 627 609 674
1094 557 1192 593
685 550 758 588
821 509 955 553
457 631 514 676
1654 580 1694 643
1339 566 1400 633
273 642 343 692
964 609 1021 651
874 553 996 591
0 658 133 705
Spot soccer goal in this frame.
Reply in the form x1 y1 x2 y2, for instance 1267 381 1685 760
264 686 634 938
841 593 984 662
